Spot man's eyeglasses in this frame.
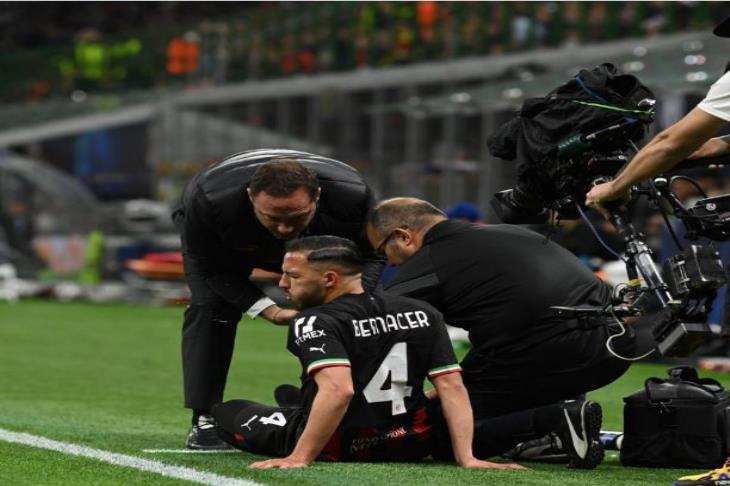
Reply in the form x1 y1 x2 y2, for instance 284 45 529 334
375 228 400 256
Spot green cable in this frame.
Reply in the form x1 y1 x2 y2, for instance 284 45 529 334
572 100 654 115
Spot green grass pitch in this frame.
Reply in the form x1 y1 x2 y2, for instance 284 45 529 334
1 299 727 485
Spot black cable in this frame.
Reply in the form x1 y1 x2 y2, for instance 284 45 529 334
670 175 708 199
660 209 684 252
648 179 685 252
575 202 626 262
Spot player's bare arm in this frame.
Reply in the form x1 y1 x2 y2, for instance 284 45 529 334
586 108 727 207
431 372 525 470
250 366 353 469
688 134 730 160
259 304 298 325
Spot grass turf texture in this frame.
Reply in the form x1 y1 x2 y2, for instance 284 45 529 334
1 299 728 485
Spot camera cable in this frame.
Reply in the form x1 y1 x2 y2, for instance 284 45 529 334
606 305 656 361
575 202 626 262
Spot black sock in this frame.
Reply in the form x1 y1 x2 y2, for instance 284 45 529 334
192 409 210 425
533 404 563 436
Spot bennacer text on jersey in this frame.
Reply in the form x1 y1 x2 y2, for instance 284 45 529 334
352 311 431 338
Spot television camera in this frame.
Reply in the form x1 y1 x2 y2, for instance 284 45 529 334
490 100 729 358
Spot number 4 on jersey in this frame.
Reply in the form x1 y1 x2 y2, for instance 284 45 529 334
363 342 413 415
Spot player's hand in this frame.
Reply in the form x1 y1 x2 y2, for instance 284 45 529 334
272 308 298 325
262 305 298 325
249 456 309 469
459 458 526 470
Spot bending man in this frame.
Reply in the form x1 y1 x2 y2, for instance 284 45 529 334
172 149 380 449
368 198 634 423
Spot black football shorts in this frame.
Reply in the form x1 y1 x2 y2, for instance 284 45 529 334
212 399 305 457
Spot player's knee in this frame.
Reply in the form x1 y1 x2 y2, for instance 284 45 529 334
211 399 254 431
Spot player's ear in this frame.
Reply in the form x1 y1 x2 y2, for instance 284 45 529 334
322 270 338 288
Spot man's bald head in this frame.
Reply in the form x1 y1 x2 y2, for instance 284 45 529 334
368 197 446 241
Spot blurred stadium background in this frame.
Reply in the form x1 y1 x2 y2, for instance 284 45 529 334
2 1 730 307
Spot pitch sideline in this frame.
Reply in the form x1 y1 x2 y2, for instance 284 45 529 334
0 427 264 486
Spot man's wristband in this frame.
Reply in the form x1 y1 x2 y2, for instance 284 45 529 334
272 308 283 322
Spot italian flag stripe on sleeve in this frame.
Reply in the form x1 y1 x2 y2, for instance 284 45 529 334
307 358 351 375
428 363 462 378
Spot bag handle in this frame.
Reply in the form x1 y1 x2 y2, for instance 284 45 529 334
668 366 724 392
645 374 724 402
668 366 699 382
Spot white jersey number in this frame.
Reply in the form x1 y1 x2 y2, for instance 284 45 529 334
259 412 287 427
362 342 413 415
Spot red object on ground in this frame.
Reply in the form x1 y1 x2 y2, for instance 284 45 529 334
144 252 183 264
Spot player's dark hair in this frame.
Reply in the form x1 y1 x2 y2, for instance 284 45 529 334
369 197 445 238
249 159 320 199
286 236 363 274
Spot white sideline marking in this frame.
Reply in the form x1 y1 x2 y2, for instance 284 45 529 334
0 428 263 486
143 448 239 454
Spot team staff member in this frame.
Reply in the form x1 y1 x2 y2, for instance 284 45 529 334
367 198 634 421
586 16 730 208
173 149 380 449
213 237 604 469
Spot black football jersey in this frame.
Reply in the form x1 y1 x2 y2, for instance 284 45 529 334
286 288 460 460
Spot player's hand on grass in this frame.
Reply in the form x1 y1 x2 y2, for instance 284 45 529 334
249 456 309 469
460 458 526 470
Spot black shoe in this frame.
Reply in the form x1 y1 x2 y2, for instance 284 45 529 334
502 433 569 463
274 384 302 407
557 400 604 469
185 415 233 450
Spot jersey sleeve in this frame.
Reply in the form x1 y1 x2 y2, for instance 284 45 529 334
425 311 462 380
698 71 730 122
287 311 351 375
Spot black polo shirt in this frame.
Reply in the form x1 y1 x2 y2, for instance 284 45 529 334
384 219 612 355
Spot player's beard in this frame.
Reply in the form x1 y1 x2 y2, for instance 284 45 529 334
289 286 327 309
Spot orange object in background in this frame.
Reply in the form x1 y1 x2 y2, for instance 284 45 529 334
417 1 439 35
166 36 199 75
126 252 184 280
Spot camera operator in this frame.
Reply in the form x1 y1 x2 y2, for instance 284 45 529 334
586 17 730 208
367 198 635 422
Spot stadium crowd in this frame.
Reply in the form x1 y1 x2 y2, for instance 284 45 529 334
3 2 729 102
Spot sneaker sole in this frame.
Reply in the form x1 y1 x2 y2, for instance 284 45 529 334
186 429 235 451
568 401 604 470
186 442 234 451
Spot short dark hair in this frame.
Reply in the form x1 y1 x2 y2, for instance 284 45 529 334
369 197 445 238
249 159 320 199
285 236 363 275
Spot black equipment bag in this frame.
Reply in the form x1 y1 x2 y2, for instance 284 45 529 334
621 366 730 468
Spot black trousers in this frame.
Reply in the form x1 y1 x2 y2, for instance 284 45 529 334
461 322 634 420
212 400 304 457
175 212 245 411
426 399 562 461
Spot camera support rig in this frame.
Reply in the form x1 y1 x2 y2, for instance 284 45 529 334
603 195 723 356
491 114 729 357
